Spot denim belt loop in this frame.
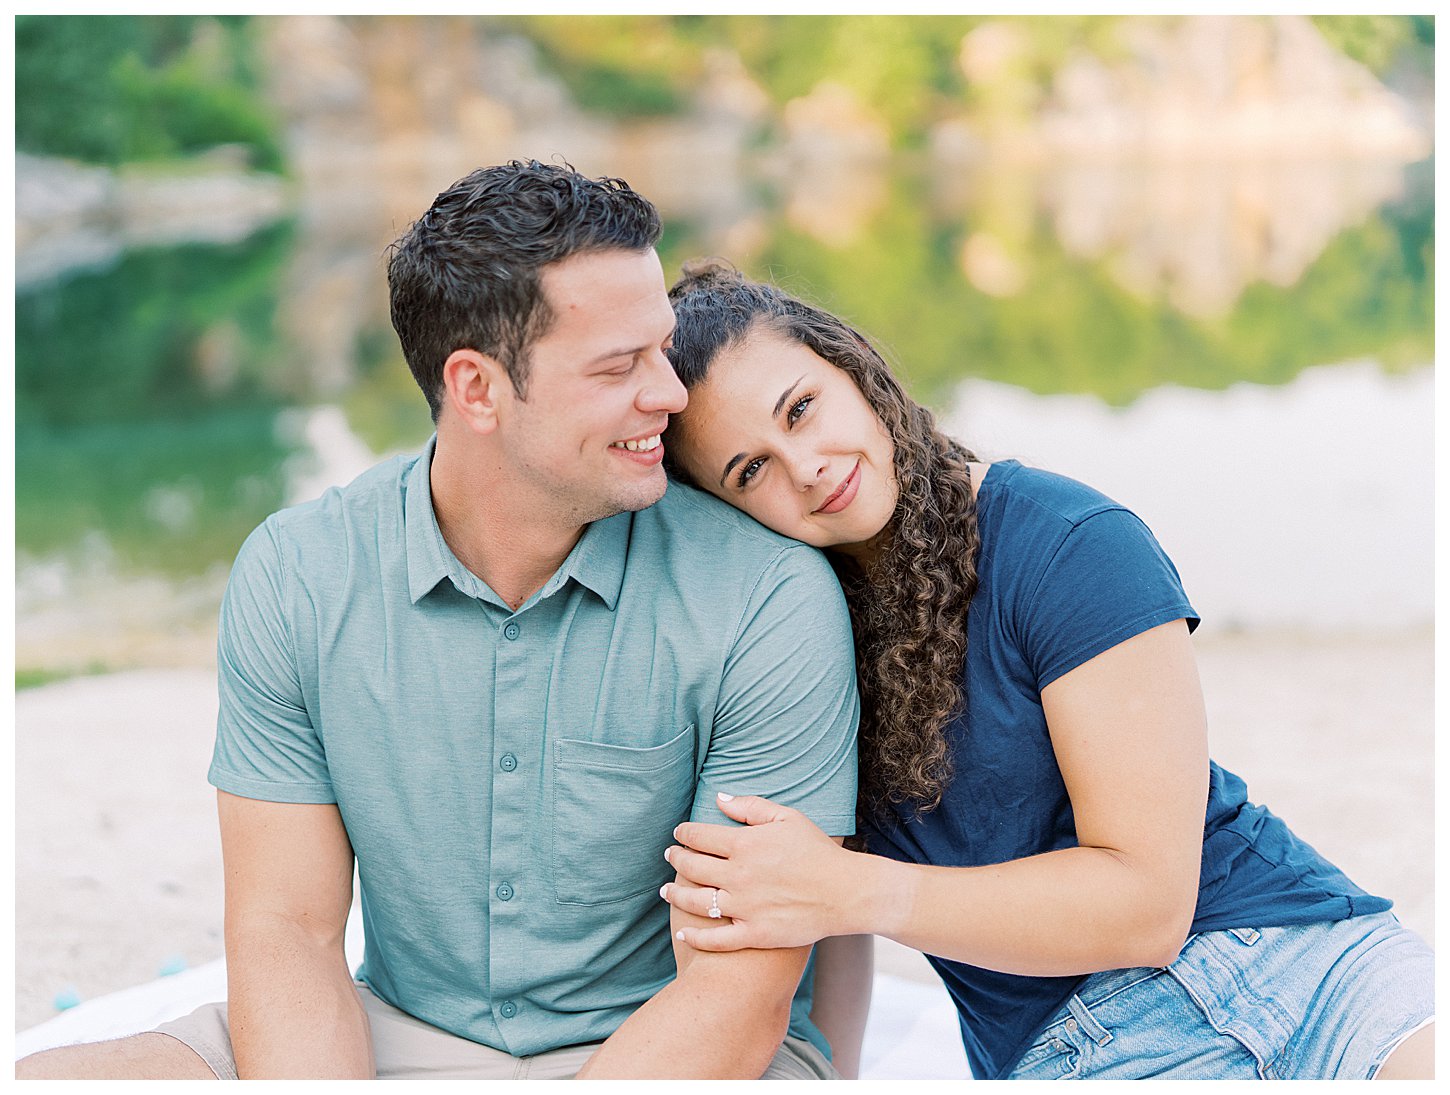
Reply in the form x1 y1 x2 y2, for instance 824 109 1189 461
1227 926 1263 946
1066 993 1115 1047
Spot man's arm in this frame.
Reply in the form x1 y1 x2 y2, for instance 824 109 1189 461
578 546 858 1079
574 864 826 1079
219 791 372 1079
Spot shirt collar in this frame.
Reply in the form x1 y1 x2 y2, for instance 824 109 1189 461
404 434 629 611
554 508 629 611
404 435 456 605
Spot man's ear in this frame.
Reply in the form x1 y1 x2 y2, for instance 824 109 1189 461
442 349 511 434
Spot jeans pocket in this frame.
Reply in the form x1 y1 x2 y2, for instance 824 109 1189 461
1010 1006 1090 1080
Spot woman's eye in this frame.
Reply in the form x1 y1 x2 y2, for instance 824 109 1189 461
787 395 813 425
736 457 766 488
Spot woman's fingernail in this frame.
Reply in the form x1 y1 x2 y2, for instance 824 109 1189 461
673 824 682 839
659 884 669 900
675 930 685 941
717 791 735 802
663 847 673 863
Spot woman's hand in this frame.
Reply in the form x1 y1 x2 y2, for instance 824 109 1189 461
662 793 858 952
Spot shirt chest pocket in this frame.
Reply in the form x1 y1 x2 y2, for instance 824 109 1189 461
551 725 697 906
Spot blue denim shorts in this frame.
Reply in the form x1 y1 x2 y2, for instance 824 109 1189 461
1007 912 1434 1080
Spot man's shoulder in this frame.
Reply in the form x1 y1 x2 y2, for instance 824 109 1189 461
250 451 417 567
645 478 802 544
640 479 831 573
623 483 847 645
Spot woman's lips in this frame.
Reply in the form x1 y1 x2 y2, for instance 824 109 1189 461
815 460 861 514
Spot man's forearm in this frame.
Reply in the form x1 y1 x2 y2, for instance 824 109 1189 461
575 948 804 1079
227 918 373 1079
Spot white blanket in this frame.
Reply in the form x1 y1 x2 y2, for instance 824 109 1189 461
16 924 968 1079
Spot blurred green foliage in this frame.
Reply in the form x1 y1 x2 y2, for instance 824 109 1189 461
1311 14 1434 74
506 14 978 139
500 14 1424 143
511 14 694 116
15 225 299 573
685 15 973 141
14 14 283 170
341 323 436 456
16 664 114 691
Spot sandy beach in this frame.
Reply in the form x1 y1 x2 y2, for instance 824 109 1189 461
14 626 1434 1034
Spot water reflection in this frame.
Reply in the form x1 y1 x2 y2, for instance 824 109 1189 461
749 159 1432 406
12 152 1433 675
1023 158 1417 318
15 225 298 575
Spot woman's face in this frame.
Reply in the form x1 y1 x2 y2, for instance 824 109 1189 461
673 328 899 552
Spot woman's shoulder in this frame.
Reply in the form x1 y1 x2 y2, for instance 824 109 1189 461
978 459 1134 531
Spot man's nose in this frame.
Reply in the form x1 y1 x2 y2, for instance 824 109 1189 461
637 349 688 415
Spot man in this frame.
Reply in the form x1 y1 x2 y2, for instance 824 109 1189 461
17 161 858 1079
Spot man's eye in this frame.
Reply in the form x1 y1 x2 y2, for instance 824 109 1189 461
787 396 813 425
736 457 766 488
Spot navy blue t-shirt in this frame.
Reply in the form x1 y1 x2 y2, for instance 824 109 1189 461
862 461 1390 1080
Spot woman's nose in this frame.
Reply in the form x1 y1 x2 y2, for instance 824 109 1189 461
788 450 828 491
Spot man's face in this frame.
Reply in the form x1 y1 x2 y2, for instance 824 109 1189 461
496 248 686 526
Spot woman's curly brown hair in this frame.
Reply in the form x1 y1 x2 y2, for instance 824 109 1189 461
664 259 981 822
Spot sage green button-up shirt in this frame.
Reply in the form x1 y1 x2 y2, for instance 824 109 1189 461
209 439 859 1058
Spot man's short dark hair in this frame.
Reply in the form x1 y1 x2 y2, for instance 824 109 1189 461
387 160 662 419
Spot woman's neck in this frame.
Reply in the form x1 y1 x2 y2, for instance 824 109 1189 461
829 526 892 576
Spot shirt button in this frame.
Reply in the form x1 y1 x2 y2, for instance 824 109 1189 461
499 753 517 772
499 1001 518 1019
497 883 514 901
503 622 520 640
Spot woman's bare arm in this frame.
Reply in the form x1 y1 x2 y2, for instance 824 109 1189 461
664 620 1208 976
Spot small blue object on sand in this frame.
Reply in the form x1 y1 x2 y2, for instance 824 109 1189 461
53 986 81 1011
158 954 188 977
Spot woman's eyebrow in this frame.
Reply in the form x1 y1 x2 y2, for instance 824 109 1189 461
720 452 747 489
772 376 806 418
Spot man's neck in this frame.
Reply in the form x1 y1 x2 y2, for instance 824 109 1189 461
429 437 585 613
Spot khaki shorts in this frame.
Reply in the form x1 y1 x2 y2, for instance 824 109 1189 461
154 981 838 1079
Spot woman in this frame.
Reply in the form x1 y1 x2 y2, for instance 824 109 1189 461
656 260 1434 1080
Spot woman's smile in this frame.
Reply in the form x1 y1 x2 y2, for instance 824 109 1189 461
814 460 861 515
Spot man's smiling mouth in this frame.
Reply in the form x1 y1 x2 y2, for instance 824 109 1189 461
610 434 661 453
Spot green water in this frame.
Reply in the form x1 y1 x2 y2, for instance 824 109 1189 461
16 224 298 577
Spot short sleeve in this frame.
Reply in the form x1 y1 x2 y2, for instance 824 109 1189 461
691 546 859 835
208 521 336 804
1021 508 1199 691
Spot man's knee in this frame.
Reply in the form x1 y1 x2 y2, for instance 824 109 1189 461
16 1032 216 1080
